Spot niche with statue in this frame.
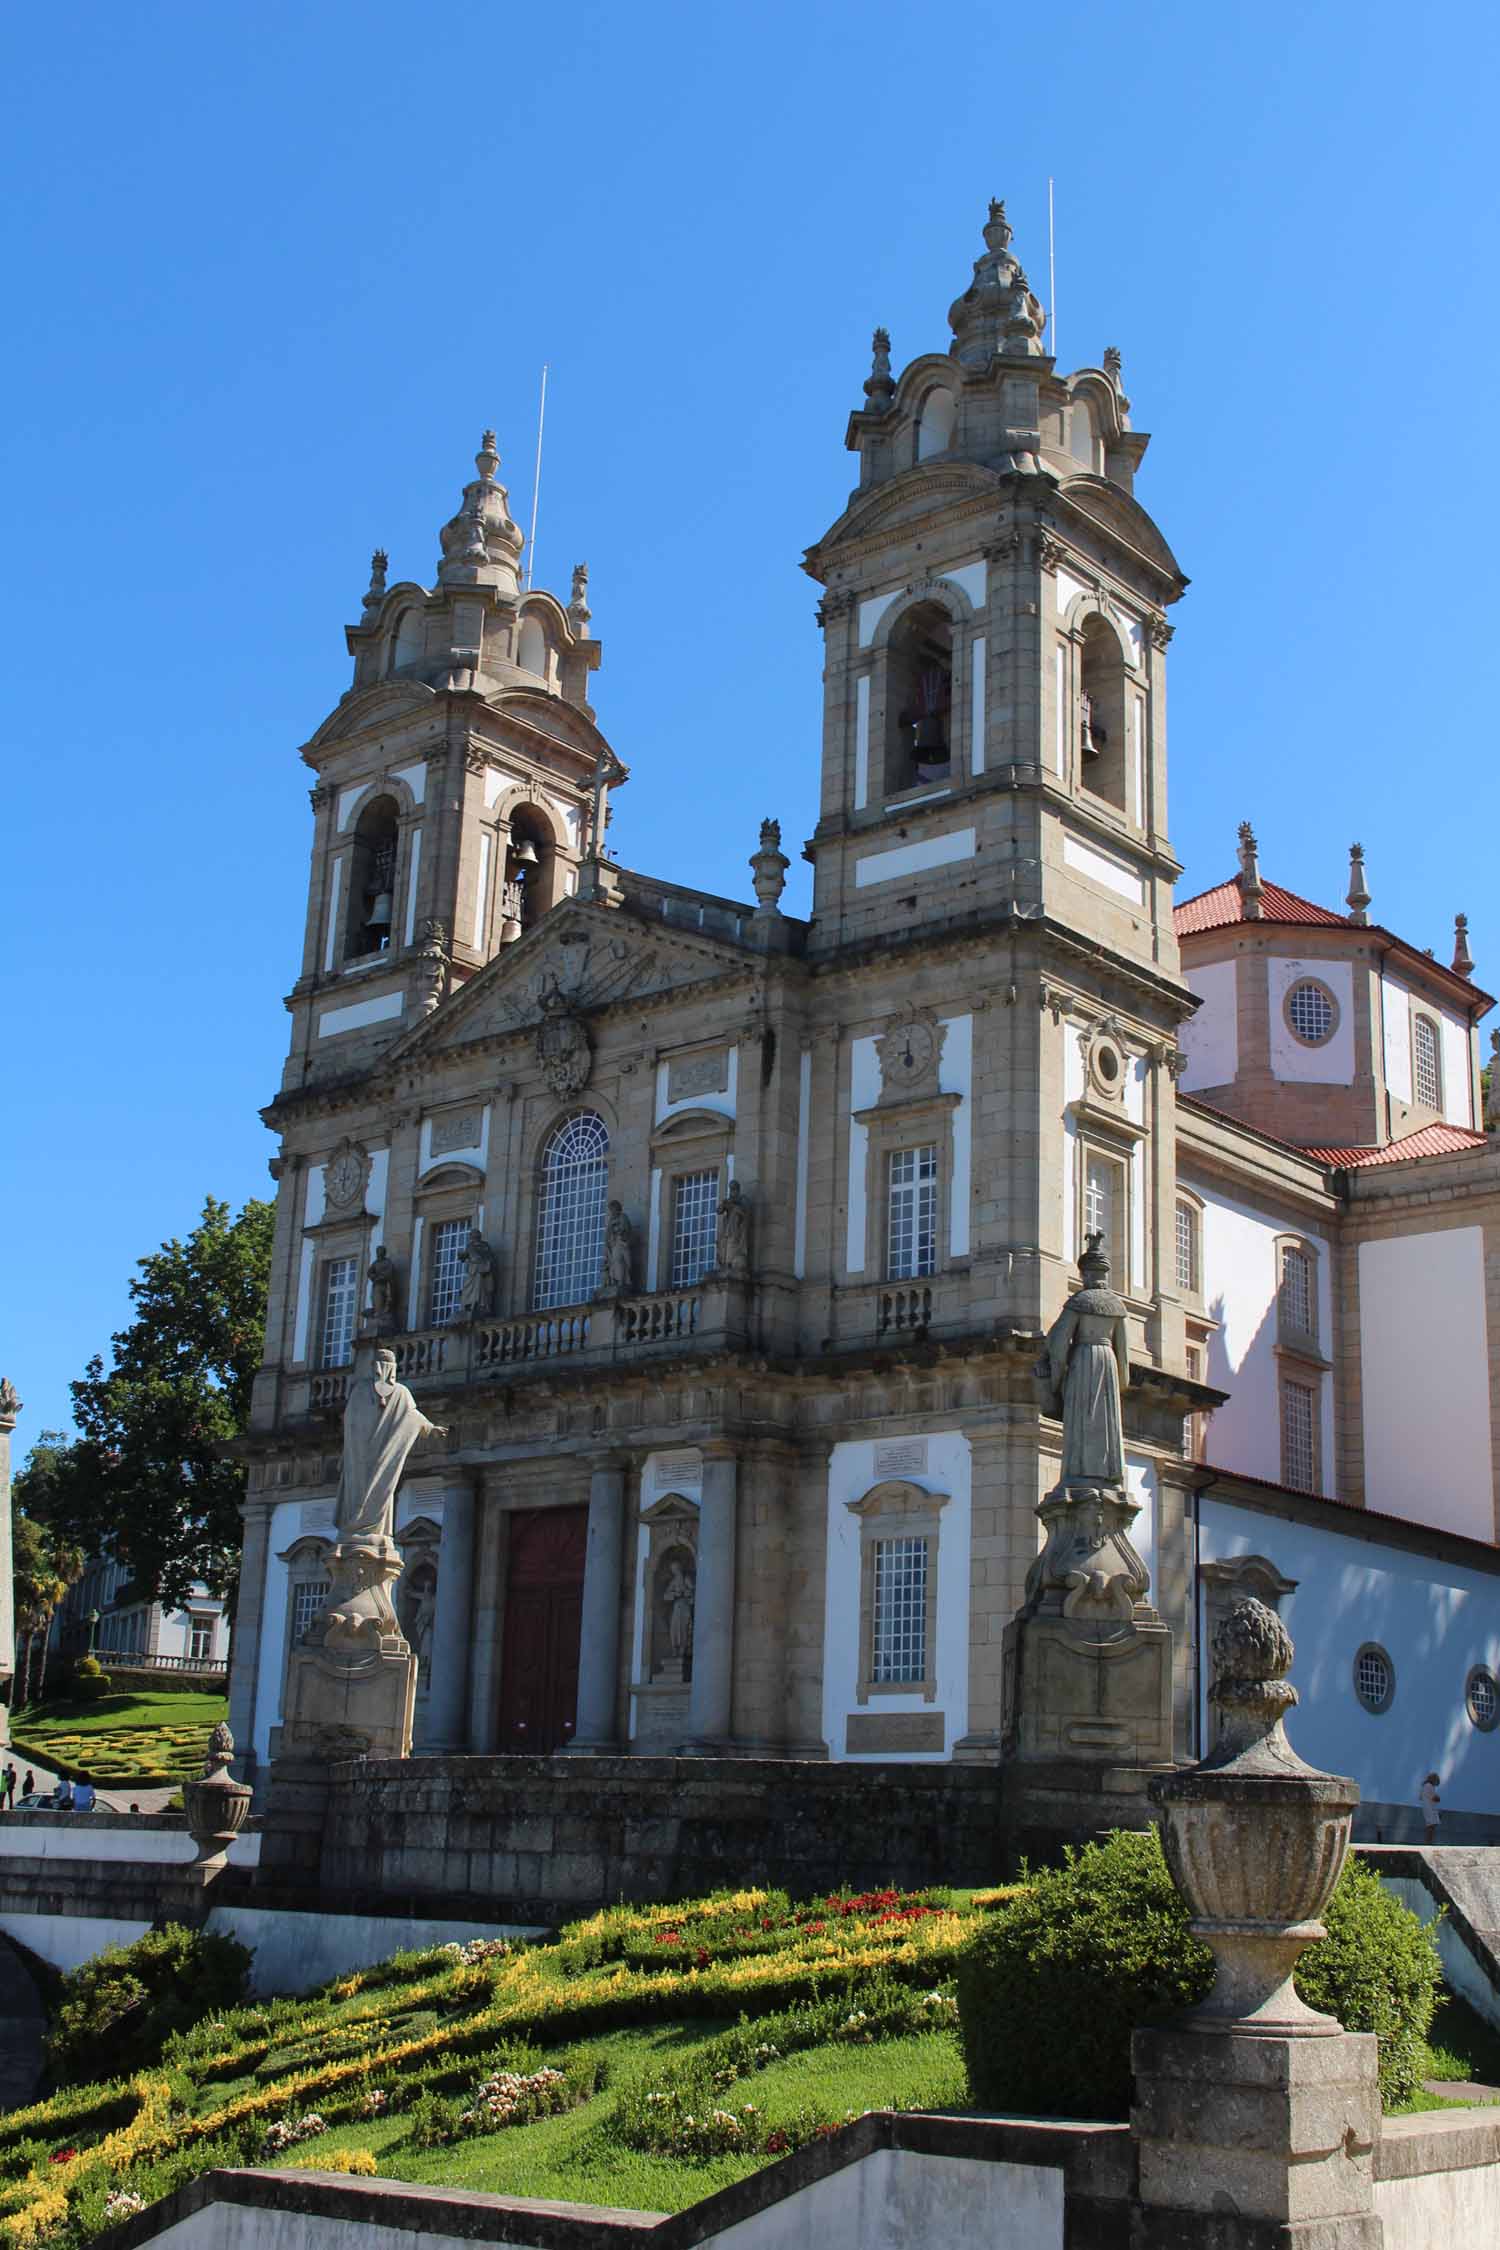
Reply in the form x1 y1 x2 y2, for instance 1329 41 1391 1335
634 1494 699 1749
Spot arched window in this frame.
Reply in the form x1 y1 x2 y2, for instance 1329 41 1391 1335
344 794 400 959
516 616 548 676
1414 1015 1443 1111
390 608 424 675
1070 397 1101 471
884 601 953 795
1174 1199 1200 1297
533 1113 610 1309
916 385 956 460
1078 616 1128 813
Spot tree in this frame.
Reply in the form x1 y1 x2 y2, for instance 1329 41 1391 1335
43 1198 274 1613
8 1470 84 1708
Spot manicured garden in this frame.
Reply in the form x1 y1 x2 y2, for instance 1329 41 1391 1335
0 1836 1487 2250
8 1691 229 1788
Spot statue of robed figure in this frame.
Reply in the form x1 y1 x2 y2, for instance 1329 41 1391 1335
323 1345 446 1652
1034 1232 1129 1490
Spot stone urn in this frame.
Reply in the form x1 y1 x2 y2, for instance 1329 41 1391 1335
182 1720 253 1870
1150 1598 1358 2035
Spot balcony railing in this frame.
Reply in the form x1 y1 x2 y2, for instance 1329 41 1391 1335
473 1309 592 1367
878 1285 933 1338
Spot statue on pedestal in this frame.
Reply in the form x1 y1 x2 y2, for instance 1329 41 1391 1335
459 1228 497 1321
600 1200 635 1296
715 1180 751 1277
366 1247 400 1334
322 1347 446 1652
1034 1231 1129 1490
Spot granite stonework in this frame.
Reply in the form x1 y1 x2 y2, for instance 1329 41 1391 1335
311 1755 1008 1920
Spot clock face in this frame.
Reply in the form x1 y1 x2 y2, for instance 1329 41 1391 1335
327 1150 365 1208
891 1020 935 1081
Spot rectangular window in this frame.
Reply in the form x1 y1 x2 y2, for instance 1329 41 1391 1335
1083 1150 1126 1284
1281 1380 1317 1493
319 1256 358 1369
187 1615 214 1663
428 1217 469 1327
887 1145 938 1280
871 1535 928 1684
670 1170 719 1290
1175 1201 1199 1295
1414 1016 1442 1110
1279 1245 1314 1340
292 1578 330 1642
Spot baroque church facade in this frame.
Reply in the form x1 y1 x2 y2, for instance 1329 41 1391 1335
228 204 1500 1840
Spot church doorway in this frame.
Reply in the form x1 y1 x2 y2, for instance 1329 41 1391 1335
497 1505 588 1754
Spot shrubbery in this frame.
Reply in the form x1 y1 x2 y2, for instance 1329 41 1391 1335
955 1830 1441 2119
46 1926 252 2088
67 1660 111 1702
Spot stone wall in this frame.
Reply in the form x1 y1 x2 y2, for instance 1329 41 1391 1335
315 1754 1007 1919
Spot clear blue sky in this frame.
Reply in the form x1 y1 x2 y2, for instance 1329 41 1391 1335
3 2 1497 1445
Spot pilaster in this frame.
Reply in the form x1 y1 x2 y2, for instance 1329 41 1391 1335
423 1476 478 1750
569 1452 629 1752
686 1440 739 1751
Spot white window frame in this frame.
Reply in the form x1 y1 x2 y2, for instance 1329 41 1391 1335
886 1143 939 1281
533 1112 611 1311
1413 1012 1443 1111
669 1168 720 1291
319 1253 359 1369
427 1215 470 1328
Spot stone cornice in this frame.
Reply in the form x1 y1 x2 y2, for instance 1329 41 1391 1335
1175 1098 1343 1221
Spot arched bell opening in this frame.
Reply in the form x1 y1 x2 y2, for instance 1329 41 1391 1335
884 601 954 796
499 808 560 942
1078 616 1128 814
345 794 400 959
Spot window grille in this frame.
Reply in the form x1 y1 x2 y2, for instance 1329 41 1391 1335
887 1145 938 1280
1414 1016 1442 1110
1281 1379 1317 1493
871 1535 928 1684
1175 1201 1199 1294
533 1112 611 1310
1287 980 1334 1044
1466 1667 1499 1731
670 1170 719 1290
428 1218 469 1327
319 1256 358 1369
1353 1644 1393 1713
1280 1245 1314 1338
292 1578 330 1642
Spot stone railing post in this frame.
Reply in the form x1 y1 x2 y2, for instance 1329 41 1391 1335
1133 1597 1383 2248
567 1453 628 1752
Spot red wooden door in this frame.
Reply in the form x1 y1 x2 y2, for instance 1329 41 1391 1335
498 1506 587 1754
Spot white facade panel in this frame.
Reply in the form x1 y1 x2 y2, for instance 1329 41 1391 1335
316 990 404 1039
821 1432 972 1761
1442 1013 1474 1127
942 558 986 609
1200 1496 1500 1818
1268 956 1356 1085
1360 1229 1493 1538
857 587 901 648
942 1011 972 1258
794 1046 812 1278
853 828 976 889
1061 835 1144 905
845 1034 880 1273
854 674 870 810
969 636 985 777
1383 974 1412 1103
403 825 422 947
1196 1184 1332 1488
388 760 426 806
1178 960 1238 1092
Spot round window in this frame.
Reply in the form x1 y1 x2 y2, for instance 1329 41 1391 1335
1285 979 1337 1047
1466 1666 1499 1733
1353 1642 1395 1715
1096 1046 1120 1083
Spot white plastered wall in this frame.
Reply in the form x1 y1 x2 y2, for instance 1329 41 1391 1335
1269 957 1355 1085
1196 1182 1335 1488
1178 960 1238 1093
821 1432 972 1761
845 1014 971 1274
1383 974 1413 1103
1359 1228 1493 1538
1200 1495 1500 1816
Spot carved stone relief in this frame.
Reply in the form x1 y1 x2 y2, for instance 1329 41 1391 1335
667 1049 729 1102
430 1107 482 1156
536 990 592 1098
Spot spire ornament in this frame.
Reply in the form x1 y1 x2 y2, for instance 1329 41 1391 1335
363 549 389 613
1237 821 1264 920
863 326 895 411
568 562 592 638
1346 841 1371 926
749 816 789 915
948 197 1045 369
437 428 523 596
1453 912 1475 979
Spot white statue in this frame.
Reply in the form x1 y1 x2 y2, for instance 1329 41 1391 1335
334 1347 446 1545
1035 1234 1129 1490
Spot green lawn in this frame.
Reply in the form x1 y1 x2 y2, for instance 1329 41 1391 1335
9 1690 229 1784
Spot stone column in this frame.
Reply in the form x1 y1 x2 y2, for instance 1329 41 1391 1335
226 1493 276 1788
0 1379 19 1750
568 1454 628 1752
423 1477 477 1751
686 1443 738 1752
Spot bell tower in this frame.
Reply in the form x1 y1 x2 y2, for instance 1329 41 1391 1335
281 433 625 1092
803 200 1188 985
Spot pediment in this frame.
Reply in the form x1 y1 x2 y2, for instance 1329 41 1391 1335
1059 475 1186 589
308 678 438 748
808 459 1004 565
387 902 763 1065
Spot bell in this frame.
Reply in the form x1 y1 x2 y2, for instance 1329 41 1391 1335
511 836 540 867
366 890 393 929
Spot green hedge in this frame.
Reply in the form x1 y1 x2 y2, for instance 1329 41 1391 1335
955 1830 1440 2119
46 1926 253 2089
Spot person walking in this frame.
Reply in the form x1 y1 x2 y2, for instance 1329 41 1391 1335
20 1771 35 1802
2 1763 16 1810
1420 1771 1442 1846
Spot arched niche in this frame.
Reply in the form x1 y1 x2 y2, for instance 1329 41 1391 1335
883 599 954 796
516 615 549 678
345 793 401 959
640 1494 698 1685
916 385 957 460
390 607 425 676
1077 614 1129 814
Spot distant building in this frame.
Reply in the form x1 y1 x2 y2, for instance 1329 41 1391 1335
52 1556 228 1676
226 202 1500 1841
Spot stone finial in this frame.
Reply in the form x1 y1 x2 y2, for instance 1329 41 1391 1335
985 197 1013 250
1453 912 1475 978
1208 1596 1298 1765
0 1377 20 1430
1346 841 1371 926
363 549 389 612
749 816 789 914
476 429 499 480
949 196 1044 367
568 562 592 637
1103 345 1123 382
1487 1031 1500 1135
437 428 522 594
1236 821 1264 919
863 326 895 411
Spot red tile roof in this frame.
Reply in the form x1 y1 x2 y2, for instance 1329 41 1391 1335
1174 877 1349 936
1299 1122 1489 1169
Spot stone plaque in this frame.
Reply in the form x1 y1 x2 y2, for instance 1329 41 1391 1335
430 1108 482 1156
874 1438 929 1479
845 1711 945 1754
667 1049 729 1102
651 1449 702 1495
298 1504 336 1537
